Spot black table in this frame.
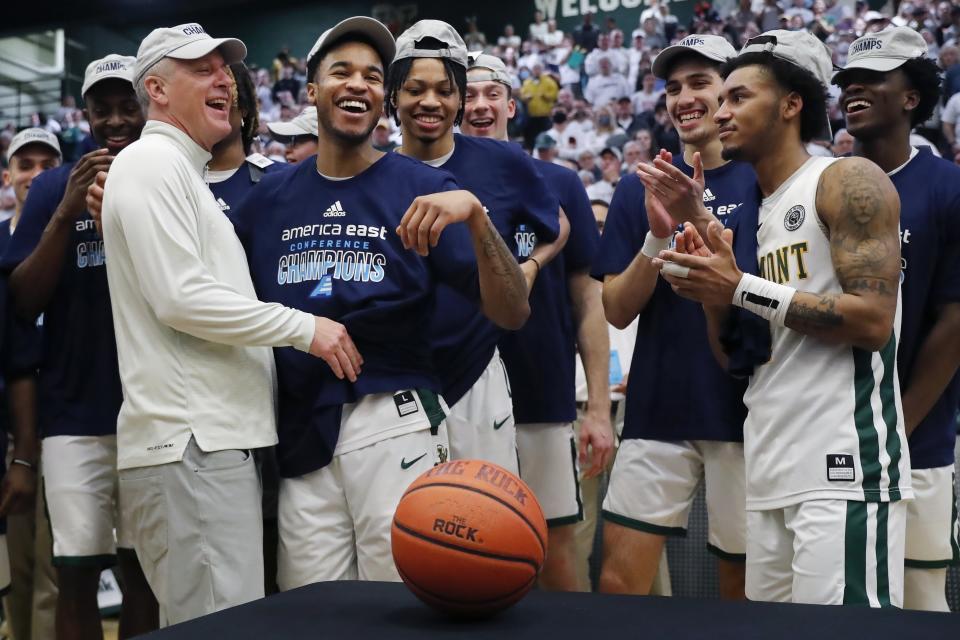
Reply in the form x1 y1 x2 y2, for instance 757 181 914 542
144 581 959 639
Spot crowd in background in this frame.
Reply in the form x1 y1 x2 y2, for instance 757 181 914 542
5 0 960 212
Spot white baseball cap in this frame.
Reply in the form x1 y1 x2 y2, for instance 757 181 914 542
467 52 512 87
134 23 246 85
740 30 834 88
82 54 137 96
394 20 469 68
267 107 318 138
833 27 928 83
652 34 738 79
305 16 396 71
6 128 61 162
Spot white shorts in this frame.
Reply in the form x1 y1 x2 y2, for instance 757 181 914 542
446 349 518 475
602 439 746 558
747 500 906 607
277 392 450 590
516 422 582 526
42 435 132 566
904 466 960 568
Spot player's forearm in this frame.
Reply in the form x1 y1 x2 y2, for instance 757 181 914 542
468 210 530 330
602 253 659 329
529 207 569 269
943 122 956 146
7 375 38 464
784 290 896 351
570 272 611 414
9 207 74 320
900 303 960 436
703 304 731 370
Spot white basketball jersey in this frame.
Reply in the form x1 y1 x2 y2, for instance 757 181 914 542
743 156 912 510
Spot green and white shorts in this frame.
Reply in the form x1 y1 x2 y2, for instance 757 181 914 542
747 499 906 607
42 434 133 567
904 466 959 569
277 390 449 590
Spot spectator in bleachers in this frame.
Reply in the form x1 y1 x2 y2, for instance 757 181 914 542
621 139 651 174
639 16 667 49
518 40 545 71
542 19 565 48
463 17 488 50
573 12 601 52
585 58 631 110
758 0 782 31
578 169 594 188
614 96 643 136
520 63 559 149
586 32 629 77
499 24 521 49
579 148 601 181
940 44 960 98
529 10 548 41
831 128 854 157
631 72 664 117
627 32 648 89
729 0 758 33
585 146 621 202
634 127 654 159
784 0 814 26
591 106 626 151
941 87 960 151
255 69 274 117
54 96 78 130
533 131 559 162
271 64 300 105
372 119 397 153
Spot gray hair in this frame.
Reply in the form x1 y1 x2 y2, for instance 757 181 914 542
135 58 175 112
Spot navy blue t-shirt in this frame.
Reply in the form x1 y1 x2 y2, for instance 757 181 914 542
232 152 481 477
590 159 754 442
211 158 292 215
499 160 599 423
429 134 560 406
0 163 122 438
890 148 960 469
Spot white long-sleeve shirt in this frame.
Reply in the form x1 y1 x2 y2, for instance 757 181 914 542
102 120 315 470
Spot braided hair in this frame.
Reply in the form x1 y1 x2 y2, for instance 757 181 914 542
230 62 260 155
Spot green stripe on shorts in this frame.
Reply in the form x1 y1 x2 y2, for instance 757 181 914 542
843 501 868 605
415 389 445 433
875 503 890 607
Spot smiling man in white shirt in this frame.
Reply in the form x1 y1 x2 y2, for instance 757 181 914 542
100 23 360 626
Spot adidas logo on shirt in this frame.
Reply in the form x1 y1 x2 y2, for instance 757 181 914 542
216 197 230 211
323 200 346 217
702 188 716 203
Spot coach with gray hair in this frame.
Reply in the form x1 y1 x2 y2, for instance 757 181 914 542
100 23 361 625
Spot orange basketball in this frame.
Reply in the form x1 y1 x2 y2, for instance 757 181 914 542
391 459 547 616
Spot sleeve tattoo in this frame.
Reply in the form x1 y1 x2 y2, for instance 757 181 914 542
785 161 899 333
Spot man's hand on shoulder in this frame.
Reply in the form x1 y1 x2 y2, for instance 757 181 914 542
60 149 114 220
309 317 363 382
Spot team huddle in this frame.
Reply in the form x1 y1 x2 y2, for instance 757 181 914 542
0 11 957 637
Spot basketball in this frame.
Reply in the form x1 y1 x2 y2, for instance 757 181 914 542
391 459 548 616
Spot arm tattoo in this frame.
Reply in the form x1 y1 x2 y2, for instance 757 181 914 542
828 162 898 297
786 293 843 332
479 217 525 304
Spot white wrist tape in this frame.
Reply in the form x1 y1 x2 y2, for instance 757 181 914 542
732 273 796 327
641 231 672 259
